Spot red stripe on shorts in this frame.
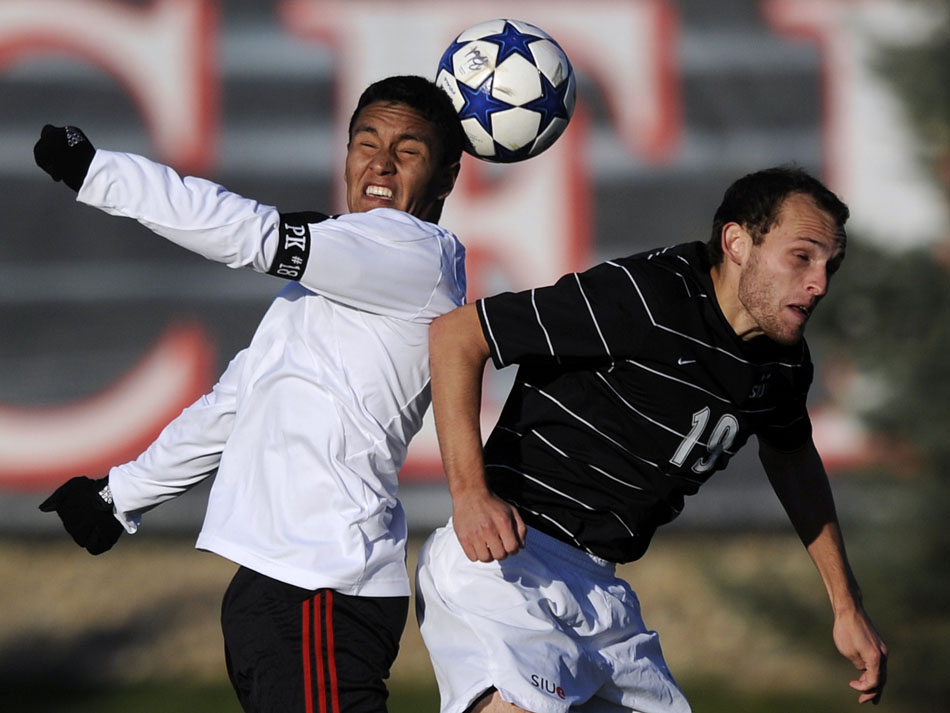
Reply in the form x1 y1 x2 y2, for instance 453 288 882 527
314 593 327 713
303 592 340 713
324 590 341 713
302 599 314 713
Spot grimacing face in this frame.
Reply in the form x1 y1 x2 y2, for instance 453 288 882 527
344 101 457 222
737 193 846 345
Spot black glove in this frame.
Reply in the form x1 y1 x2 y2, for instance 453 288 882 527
34 124 96 192
39 476 123 555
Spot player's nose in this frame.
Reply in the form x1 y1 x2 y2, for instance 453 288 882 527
805 264 828 296
370 148 396 174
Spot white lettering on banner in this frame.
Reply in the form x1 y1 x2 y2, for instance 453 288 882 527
763 0 949 247
273 264 302 279
284 227 308 252
0 0 218 173
279 0 681 477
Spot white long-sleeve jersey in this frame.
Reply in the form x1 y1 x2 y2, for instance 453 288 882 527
78 150 466 596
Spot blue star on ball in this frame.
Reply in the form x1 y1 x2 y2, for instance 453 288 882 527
482 20 540 65
524 70 572 134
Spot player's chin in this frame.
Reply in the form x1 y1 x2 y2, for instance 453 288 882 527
356 197 394 213
766 323 806 346
774 310 810 344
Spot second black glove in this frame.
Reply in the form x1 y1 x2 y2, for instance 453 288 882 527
39 476 123 555
33 124 96 192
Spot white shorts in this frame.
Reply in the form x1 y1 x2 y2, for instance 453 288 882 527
415 521 691 713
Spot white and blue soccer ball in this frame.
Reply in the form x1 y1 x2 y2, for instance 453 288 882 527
436 18 576 163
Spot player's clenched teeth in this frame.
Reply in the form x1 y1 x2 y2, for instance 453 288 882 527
365 185 393 199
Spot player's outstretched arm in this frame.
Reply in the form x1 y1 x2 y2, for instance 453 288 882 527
429 304 526 562
759 439 887 704
39 476 123 554
104 348 244 533
34 124 284 274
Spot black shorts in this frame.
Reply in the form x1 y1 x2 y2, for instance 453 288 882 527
221 567 409 713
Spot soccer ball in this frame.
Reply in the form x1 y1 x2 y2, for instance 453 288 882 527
436 18 575 163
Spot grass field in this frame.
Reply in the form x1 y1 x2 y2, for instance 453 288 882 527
0 524 942 713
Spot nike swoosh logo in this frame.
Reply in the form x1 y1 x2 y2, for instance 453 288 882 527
677 357 696 365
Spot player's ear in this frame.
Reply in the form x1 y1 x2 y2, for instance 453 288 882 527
721 223 751 266
436 160 461 200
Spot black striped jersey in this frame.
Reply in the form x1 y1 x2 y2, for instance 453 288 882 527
476 241 813 563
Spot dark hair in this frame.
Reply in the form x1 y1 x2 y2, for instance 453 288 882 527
707 165 850 264
347 75 464 166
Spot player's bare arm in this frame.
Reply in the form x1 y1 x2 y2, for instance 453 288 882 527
429 304 526 562
759 439 887 704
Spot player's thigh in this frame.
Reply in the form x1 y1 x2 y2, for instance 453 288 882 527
221 567 408 713
417 524 609 713
315 588 409 710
